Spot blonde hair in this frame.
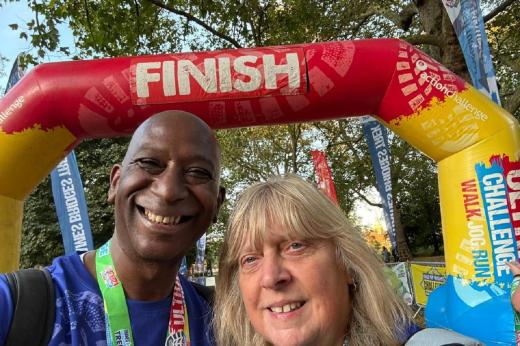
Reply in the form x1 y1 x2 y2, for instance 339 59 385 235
214 175 411 346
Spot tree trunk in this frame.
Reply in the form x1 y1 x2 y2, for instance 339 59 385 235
431 224 441 255
414 0 471 82
393 199 413 261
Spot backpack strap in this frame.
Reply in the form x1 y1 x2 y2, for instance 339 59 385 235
191 282 215 306
5 268 55 346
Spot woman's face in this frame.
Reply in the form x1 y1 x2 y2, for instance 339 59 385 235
238 224 353 346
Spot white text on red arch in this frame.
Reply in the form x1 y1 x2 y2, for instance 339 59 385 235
131 50 306 104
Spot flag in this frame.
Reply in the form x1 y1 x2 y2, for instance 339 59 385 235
310 150 338 204
362 117 397 249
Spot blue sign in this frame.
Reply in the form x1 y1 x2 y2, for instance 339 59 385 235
51 151 94 254
363 117 397 249
4 55 25 94
443 0 501 104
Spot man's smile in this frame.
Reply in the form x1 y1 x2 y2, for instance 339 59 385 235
138 206 193 226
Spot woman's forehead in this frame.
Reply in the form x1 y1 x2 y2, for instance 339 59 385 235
237 222 306 250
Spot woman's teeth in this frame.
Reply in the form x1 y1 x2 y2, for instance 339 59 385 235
144 209 182 225
270 302 302 313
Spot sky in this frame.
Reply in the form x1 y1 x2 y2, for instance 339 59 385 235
352 188 386 230
0 1 33 89
0 0 72 91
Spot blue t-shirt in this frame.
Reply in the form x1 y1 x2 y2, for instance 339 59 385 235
0 254 214 345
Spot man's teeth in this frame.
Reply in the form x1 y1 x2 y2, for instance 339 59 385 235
270 302 302 313
144 210 182 225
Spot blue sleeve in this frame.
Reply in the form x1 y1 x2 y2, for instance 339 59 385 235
0 274 14 345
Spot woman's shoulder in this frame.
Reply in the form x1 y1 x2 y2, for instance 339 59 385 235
404 328 484 346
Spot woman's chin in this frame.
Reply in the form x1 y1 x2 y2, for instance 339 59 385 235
264 330 315 346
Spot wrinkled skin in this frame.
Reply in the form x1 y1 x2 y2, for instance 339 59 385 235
238 223 352 346
87 110 225 300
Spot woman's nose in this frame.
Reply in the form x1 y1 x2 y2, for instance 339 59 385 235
260 254 291 289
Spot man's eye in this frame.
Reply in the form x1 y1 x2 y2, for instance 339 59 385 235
185 168 212 184
134 158 163 173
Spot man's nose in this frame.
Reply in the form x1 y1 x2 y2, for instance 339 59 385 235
260 254 291 289
150 164 188 202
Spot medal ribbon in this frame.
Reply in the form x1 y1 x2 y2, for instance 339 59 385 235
96 239 191 345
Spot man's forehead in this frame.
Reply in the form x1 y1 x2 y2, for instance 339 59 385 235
123 112 220 164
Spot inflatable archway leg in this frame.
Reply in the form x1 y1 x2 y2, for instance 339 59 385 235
425 125 520 344
0 121 76 271
0 196 23 272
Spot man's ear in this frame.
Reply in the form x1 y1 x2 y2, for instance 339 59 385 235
213 186 226 223
107 164 122 204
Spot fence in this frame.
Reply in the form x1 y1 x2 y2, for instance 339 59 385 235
386 260 446 318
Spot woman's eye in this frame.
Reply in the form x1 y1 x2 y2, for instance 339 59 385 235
288 242 304 251
240 255 258 267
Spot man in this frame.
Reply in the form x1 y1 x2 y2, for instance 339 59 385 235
382 246 391 263
0 110 225 345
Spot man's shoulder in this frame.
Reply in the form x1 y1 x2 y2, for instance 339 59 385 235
180 276 215 310
189 281 215 306
47 252 97 288
0 272 15 344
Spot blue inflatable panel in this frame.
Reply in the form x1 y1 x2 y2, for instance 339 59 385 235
426 275 515 345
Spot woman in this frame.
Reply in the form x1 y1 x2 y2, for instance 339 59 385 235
214 175 414 346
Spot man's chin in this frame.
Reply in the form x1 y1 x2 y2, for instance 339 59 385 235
122 237 182 263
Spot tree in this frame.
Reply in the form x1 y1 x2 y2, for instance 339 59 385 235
5 0 519 265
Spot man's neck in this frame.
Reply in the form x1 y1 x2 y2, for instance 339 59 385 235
84 245 181 301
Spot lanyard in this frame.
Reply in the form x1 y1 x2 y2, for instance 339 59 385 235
96 240 191 346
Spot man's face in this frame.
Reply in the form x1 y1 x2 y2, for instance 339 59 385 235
108 112 224 262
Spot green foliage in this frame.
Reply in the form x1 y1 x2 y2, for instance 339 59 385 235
74 138 130 248
20 177 63 268
485 1 520 118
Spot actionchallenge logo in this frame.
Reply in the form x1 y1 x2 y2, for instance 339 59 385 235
0 96 24 124
416 60 488 121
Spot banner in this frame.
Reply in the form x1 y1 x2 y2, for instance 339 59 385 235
179 256 188 276
410 262 446 306
50 151 94 254
310 150 338 204
362 117 397 249
4 55 25 94
194 233 207 285
442 0 501 105
389 262 414 305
